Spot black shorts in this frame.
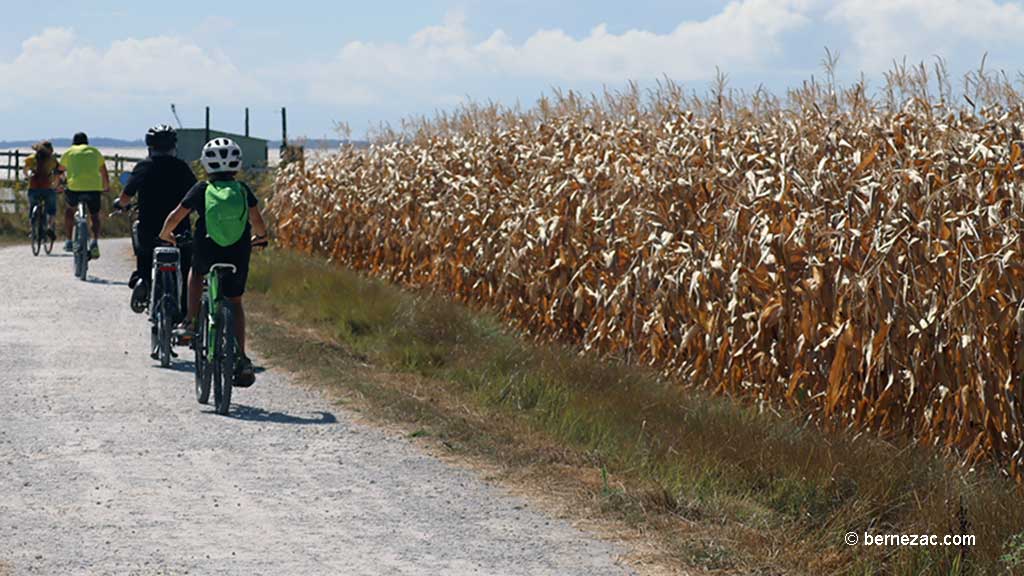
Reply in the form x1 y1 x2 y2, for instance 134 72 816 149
193 237 251 298
65 191 102 214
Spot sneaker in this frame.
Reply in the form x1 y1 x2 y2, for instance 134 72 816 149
89 241 100 260
63 240 73 252
173 321 195 345
46 229 56 241
235 355 256 388
130 281 149 314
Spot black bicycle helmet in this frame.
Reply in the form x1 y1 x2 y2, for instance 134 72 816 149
145 124 177 150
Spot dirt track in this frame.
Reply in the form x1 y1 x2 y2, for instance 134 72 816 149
0 239 633 575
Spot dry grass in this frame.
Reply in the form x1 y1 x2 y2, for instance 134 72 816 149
249 249 1024 574
1 183 132 242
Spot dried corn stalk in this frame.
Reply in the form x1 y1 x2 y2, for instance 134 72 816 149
270 87 1024 479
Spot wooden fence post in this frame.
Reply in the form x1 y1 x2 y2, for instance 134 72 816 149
13 150 20 183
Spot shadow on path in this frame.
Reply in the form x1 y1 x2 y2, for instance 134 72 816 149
87 276 129 286
224 404 339 425
159 360 267 375
161 359 196 374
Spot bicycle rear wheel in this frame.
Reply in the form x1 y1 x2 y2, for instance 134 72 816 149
43 216 54 255
158 295 173 368
74 220 89 280
195 297 211 405
30 208 42 256
213 303 236 416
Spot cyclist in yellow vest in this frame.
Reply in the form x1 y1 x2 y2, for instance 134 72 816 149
59 132 110 258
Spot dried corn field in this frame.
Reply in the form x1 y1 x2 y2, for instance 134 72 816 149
271 73 1024 479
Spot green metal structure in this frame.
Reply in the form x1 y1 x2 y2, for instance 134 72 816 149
176 129 269 171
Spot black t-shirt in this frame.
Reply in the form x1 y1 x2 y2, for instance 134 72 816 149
182 177 259 243
123 155 197 235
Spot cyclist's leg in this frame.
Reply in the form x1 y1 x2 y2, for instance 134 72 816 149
27 189 37 217
226 292 255 384
220 241 251 354
44 189 57 232
179 245 208 332
86 193 102 239
179 246 194 320
187 269 202 323
27 189 40 228
226 296 246 355
62 192 75 240
136 237 154 285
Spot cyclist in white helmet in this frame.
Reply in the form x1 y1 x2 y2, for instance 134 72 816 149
159 138 268 387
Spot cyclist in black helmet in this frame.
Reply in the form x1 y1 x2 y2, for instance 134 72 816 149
114 124 197 315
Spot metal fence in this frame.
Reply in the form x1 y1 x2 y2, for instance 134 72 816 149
1 149 145 184
1 150 144 215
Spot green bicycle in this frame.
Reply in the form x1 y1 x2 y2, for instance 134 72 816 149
194 263 239 415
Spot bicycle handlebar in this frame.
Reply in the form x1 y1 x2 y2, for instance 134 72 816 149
108 203 137 218
158 233 194 249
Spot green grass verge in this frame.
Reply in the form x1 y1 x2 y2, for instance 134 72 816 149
247 248 1024 575
0 212 29 245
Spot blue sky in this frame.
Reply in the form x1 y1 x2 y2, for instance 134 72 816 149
3 0 1023 141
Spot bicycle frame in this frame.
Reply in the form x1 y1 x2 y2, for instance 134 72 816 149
205 268 224 363
76 201 87 226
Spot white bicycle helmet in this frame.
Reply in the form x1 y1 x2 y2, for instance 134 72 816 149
201 138 243 174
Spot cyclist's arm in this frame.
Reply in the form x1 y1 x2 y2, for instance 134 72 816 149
100 163 110 193
250 206 268 240
159 205 191 244
119 162 147 207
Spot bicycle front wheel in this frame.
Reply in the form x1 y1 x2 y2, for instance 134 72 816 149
212 303 236 414
213 303 236 416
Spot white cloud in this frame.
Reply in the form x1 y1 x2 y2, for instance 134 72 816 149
306 1 817 106
829 0 1024 72
0 27 260 109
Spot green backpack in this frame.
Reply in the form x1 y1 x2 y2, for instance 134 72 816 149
204 181 248 247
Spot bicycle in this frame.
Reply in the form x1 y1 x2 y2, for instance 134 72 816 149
194 236 268 415
29 196 54 256
110 201 192 368
194 263 239 415
150 233 192 367
72 199 90 281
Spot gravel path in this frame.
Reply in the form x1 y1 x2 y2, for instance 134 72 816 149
0 239 634 575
